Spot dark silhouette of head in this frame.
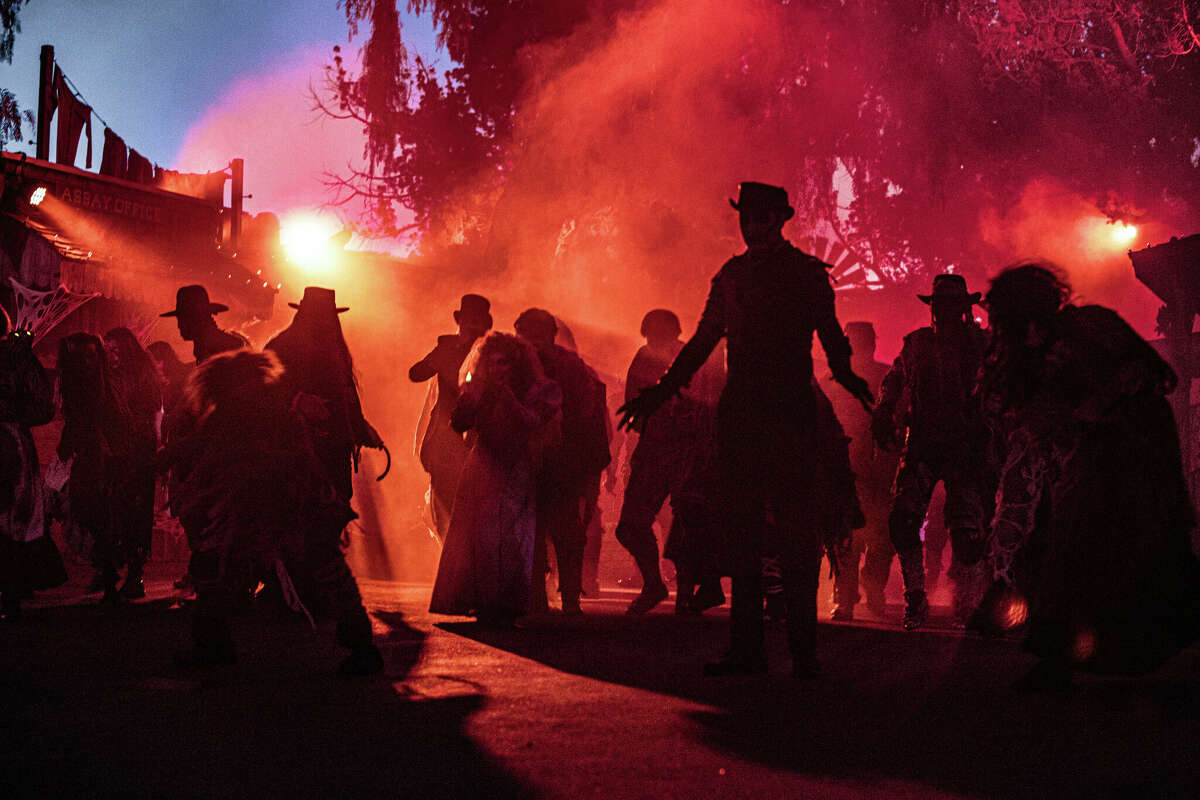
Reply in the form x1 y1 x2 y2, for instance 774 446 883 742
279 286 356 382
57 332 108 422
147 340 186 371
985 263 1071 345
730 182 794 251
845 321 876 359
514 308 558 353
471 332 539 399
103 326 153 377
919 274 980 329
640 309 682 346
454 294 493 340
160 285 228 342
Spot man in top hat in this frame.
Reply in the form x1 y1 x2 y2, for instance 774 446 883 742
871 274 990 630
515 307 610 616
160 284 247 364
409 294 493 538
266 286 385 674
619 181 873 678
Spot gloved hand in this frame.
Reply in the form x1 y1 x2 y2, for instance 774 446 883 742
834 369 874 412
616 382 676 431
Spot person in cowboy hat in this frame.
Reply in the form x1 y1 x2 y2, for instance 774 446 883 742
409 294 493 539
159 284 247 364
619 181 873 678
871 273 991 631
266 286 385 674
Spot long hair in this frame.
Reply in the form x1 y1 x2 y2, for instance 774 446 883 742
185 349 285 432
982 262 1073 408
271 309 358 391
105 327 158 383
57 332 109 424
460 332 543 399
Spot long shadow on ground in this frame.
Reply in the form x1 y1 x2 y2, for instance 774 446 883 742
443 612 1200 799
0 601 536 799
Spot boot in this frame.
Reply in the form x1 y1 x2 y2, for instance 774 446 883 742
119 562 146 600
336 608 384 676
897 547 928 631
903 590 930 631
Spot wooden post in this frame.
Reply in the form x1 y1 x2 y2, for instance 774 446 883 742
36 46 55 161
230 158 244 253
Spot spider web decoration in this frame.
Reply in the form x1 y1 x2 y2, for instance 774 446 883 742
8 278 102 345
798 235 885 291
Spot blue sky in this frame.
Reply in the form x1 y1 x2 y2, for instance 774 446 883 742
1 0 438 167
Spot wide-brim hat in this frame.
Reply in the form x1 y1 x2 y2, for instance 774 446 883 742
918 274 981 305
289 286 349 314
454 293 493 327
160 285 229 318
729 181 795 220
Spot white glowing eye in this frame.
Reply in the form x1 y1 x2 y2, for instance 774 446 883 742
465 371 473 383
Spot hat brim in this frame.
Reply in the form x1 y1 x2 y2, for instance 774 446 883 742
289 302 349 313
918 292 982 305
729 199 796 220
160 302 229 318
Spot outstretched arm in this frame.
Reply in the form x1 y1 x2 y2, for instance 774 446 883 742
408 344 441 383
813 270 873 410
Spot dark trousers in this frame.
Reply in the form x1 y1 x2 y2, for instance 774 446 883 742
532 482 587 609
718 398 821 662
888 450 986 565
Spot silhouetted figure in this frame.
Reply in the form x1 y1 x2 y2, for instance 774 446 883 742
167 350 366 672
620 182 872 677
516 308 611 615
825 322 897 620
410 294 493 539
617 309 723 614
159 284 247 364
872 274 989 630
972 264 1200 689
429 333 562 623
0 319 62 620
103 327 162 599
266 287 384 674
159 286 246 593
56 332 128 603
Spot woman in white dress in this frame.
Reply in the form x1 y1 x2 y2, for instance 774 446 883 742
429 333 561 623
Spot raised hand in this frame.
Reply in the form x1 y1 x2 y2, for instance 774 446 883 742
616 382 676 431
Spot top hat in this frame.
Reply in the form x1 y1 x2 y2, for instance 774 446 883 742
454 294 493 327
729 182 795 219
160 285 229 318
288 286 349 314
918 274 981 305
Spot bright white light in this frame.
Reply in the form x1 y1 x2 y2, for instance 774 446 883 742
279 211 343 274
28 186 47 206
1109 221 1138 246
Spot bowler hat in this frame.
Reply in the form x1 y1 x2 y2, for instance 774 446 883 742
729 181 795 220
160 285 229 318
918 274 981 305
454 294 493 328
288 286 349 314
